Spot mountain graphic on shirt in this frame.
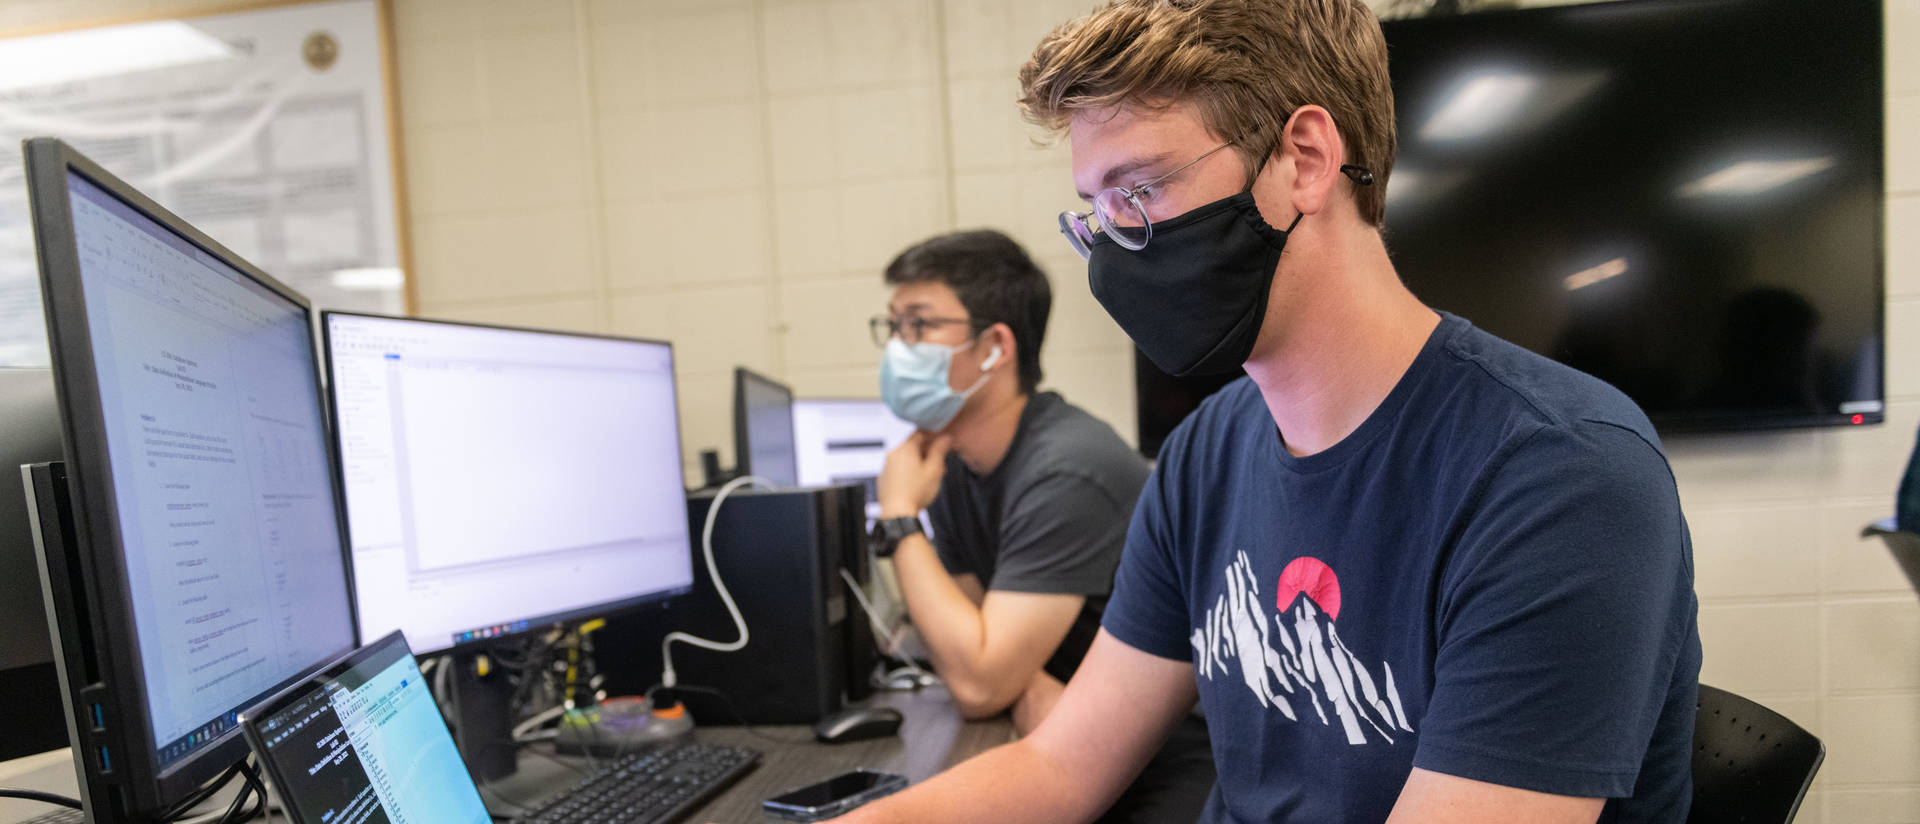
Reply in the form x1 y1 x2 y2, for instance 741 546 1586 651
1189 551 1414 745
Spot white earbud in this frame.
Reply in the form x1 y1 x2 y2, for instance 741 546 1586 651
979 344 1002 372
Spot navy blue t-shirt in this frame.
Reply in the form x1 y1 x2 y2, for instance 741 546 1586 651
1104 313 1701 823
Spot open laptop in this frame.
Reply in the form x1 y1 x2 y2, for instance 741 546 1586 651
239 631 490 824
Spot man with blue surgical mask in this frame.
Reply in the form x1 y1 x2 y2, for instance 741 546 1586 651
869 229 1212 823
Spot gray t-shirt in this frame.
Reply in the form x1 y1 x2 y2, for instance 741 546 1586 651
926 392 1150 682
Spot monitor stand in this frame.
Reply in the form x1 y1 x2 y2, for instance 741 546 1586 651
22 461 136 823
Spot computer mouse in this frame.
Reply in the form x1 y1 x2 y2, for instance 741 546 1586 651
813 705 904 744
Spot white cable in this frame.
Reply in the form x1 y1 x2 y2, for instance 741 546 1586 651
511 705 568 741
838 567 929 682
660 475 771 688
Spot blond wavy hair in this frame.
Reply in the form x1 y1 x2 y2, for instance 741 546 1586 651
1018 0 1395 227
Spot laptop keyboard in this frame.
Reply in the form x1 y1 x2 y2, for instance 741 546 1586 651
514 741 759 824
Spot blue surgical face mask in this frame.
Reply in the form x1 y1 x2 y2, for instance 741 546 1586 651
879 337 1001 432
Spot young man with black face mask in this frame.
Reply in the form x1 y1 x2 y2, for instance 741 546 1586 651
841 1 1701 823
870 229 1213 823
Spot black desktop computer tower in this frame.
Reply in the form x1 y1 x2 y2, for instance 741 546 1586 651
599 484 876 725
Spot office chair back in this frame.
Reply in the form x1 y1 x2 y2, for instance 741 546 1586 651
1688 683 1825 824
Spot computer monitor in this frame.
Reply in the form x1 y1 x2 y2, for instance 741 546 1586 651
322 312 695 655
790 398 917 517
0 367 67 761
22 137 357 817
733 367 798 488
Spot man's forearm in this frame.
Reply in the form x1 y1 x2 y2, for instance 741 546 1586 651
1010 671 1065 736
836 737 1094 824
890 534 993 690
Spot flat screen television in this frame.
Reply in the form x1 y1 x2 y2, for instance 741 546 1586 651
1382 0 1884 432
1135 0 1885 453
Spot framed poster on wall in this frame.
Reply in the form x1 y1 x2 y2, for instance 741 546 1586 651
0 0 412 366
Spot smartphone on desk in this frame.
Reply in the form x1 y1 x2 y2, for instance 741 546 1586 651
762 769 908 821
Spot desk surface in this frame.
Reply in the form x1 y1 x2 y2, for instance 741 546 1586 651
489 686 1012 823
0 686 1011 824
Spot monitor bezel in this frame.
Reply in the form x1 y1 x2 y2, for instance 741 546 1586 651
319 309 697 655
732 366 796 485
24 137 360 812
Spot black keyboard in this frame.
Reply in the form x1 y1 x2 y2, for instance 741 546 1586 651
19 810 84 824
515 741 760 824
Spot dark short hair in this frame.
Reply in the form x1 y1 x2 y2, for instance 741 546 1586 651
883 230 1052 394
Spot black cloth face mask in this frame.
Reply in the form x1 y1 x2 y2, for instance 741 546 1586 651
1087 191 1303 377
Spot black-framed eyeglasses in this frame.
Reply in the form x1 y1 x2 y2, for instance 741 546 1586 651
869 314 979 347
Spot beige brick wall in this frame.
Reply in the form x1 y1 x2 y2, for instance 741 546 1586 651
3 0 1915 819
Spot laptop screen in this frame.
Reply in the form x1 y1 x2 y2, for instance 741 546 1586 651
246 633 489 824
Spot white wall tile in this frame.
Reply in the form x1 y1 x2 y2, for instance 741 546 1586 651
782 278 893 371
787 364 885 399
479 31 583 121
410 209 595 303
835 177 951 273
1822 500 1920 595
941 0 1017 81
768 95 838 187
1037 347 1137 447
609 285 777 379
1827 789 1920 824
951 170 1080 258
598 103 764 199
1825 599 1920 691
1891 0 1920 97
947 77 1027 171
403 124 490 216
1697 603 1822 693
395 35 483 129
589 0 750 23
1892 196 1919 299
418 296 602 334
772 186 845 278
671 371 734 469
1666 429 1826 506
1689 506 1825 599
1816 401 1920 499
832 86 945 180
1889 299 1920 399
656 191 771 287
1824 694 1920 784
602 200 671 291
758 2 833 95
1044 266 1131 354
406 120 590 216
592 11 758 112
1892 94 1920 194
393 0 481 41
827 0 940 87
467 0 576 34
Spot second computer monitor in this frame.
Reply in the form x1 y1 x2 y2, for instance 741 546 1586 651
790 399 917 513
323 313 695 654
733 367 798 488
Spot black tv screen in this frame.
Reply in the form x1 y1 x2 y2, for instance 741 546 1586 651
1381 0 1884 432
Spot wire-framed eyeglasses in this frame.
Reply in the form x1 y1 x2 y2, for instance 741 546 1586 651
1057 140 1240 261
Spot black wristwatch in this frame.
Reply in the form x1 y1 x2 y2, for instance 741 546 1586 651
869 516 923 559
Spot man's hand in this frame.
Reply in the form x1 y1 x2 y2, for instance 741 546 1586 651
877 431 952 518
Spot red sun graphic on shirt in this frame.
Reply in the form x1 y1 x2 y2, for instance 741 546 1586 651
1275 556 1341 621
